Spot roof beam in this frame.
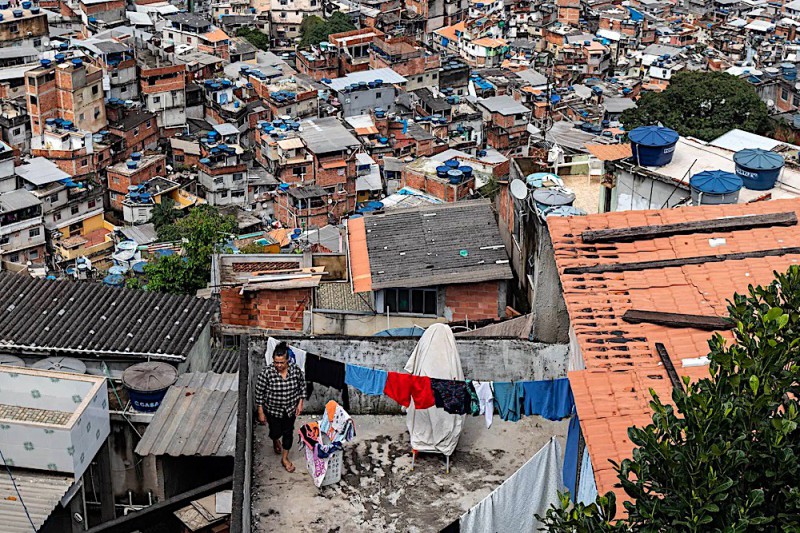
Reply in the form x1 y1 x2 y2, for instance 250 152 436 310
655 342 683 392
580 212 798 244
622 309 731 331
563 246 800 275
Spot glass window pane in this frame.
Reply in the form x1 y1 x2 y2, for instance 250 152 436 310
398 289 410 312
424 291 437 315
412 290 424 314
384 289 396 312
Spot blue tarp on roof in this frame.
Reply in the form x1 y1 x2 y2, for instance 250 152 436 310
627 7 644 21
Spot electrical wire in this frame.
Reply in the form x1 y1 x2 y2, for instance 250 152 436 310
0 448 35 532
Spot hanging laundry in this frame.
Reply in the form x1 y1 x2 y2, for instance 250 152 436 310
345 364 388 396
493 382 524 422
384 372 435 409
563 414 580 501
430 378 471 415
521 378 574 421
459 438 563 532
305 353 346 390
466 380 480 416
288 346 307 371
472 381 494 428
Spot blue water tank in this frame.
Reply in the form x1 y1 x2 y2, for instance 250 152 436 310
458 165 473 179
733 148 784 190
781 62 797 81
436 165 450 178
40 59 51 67
126 160 138 169
689 170 742 205
445 159 460 169
131 152 142 161
447 169 463 184
629 126 679 167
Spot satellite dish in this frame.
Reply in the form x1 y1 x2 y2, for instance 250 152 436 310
510 179 529 200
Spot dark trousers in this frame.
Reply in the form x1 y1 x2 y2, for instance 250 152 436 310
266 413 296 451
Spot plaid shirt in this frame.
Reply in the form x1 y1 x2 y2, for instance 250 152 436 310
255 363 306 417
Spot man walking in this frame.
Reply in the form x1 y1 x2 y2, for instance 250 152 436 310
255 342 306 473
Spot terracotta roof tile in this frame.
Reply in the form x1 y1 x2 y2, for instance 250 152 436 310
556 198 800 511
585 143 633 161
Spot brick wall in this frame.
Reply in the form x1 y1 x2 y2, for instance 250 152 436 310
445 280 503 321
220 286 311 331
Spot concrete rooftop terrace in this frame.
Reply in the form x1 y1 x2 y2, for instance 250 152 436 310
251 414 567 531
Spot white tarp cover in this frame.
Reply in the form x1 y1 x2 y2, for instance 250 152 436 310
404 323 464 456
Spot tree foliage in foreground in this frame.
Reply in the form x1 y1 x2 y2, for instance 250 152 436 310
151 198 182 241
541 265 800 531
620 71 770 141
144 205 237 295
300 12 355 47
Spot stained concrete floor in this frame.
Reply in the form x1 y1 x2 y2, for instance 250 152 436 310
251 414 567 532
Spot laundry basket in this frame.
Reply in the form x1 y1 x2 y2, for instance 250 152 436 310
305 434 343 487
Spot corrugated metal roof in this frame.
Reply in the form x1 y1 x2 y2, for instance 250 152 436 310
324 67 406 92
210 347 239 373
0 273 215 360
0 189 40 213
135 372 238 457
0 469 74 533
299 117 359 154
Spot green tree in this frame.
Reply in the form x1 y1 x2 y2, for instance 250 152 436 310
144 205 237 295
236 28 270 51
620 71 770 141
151 198 182 241
540 265 800 531
300 12 356 47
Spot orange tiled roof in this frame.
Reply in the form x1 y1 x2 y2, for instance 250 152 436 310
434 21 466 42
585 143 632 161
550 198 800 509
348 217 372 293
202 28 230 43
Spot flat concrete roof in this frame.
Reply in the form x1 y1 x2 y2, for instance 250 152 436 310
251 414 567 531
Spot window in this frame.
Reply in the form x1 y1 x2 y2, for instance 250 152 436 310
48 193 59 203
29 95 37 105
79 113 85 121
220 190 229 198
69 222 82 234
8 24 17 34
213 177 224 185
794 95 800 108
94 106 100 119
92 85 98 95
29 228 40 238
187 37 192 44
174 154 184 162
376 91 382 98
280 11 286 17
222 334 239 348
12 127 20 135
293 166 305 176
0 235 8 245
9 254 18 263
113 176 120 184
53 212 61 222
121 86 127 93
134 128 139 136
153 96 161 103
231 190 245 198
71 205 79 215
382 288 437 315
146 120 152 128
88 199 96 209
233 172 244 181
29 250 38 260
782 87 790 101
33 38 41 47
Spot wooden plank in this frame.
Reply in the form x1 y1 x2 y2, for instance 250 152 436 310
655 343 683 392
622 309 731 331
581 212 798 244
563 246 800 275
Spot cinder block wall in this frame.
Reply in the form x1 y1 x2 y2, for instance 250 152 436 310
248 336 569 414
221 287 310 331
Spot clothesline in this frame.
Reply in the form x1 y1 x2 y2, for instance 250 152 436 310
266 339 574 426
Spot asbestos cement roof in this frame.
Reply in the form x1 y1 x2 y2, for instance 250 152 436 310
300 117 359 154
0 469 75 533
0 273 215 360
324 67 406 92
0 189 40 213
135 372 239 457
15 157 70 186
349 200 512 291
